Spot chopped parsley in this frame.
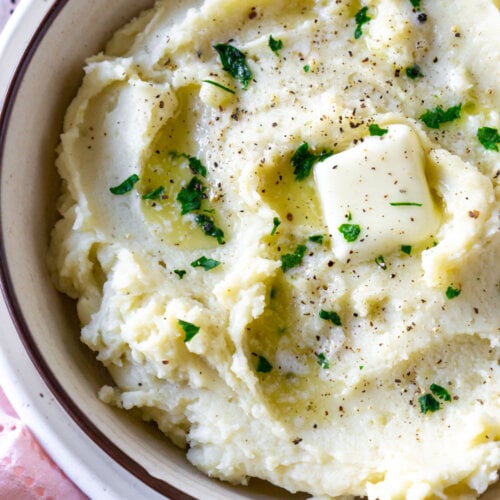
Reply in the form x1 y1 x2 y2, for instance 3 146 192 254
213 43 252 90
195 214 225 244
477 126 500 151
202 79 235 95
390 201 423 206
338 223 361 242
308 234 325 244
319 309 342 326
406 63 424 79
109 174 139 195
291 142 333 180
445 284 461 299
418 393 440 414
401 245 412 255
190 256 221 271
303 64 310 72
187 156 207 177
174 269 186 279
420 104 462 129
268 35 283 55
354 6 371 39
271 217 281 235
177 177 206 214
368 124 388 136
281 244 307 272
142 186 165 200
256 355 273 373
409 0 421 9
430 383 451 402
375 255 387 270
316 353 330 369
178 319 200 342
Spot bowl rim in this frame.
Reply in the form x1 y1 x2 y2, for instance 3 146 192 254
0 1 193 498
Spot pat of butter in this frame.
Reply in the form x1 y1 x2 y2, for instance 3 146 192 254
314 124 439 262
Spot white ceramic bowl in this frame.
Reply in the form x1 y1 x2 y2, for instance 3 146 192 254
0 1 498 499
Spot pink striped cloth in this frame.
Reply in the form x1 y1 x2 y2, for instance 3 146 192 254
1 3 86 498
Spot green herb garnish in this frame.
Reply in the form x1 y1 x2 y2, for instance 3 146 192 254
291 142 333 180
174 269 186 279
406 63 424 79
319 309 342 326
142 186 165 200
109 174 139 195
445 284 461 299
281 244 307 272
303 64 310 72
420 104 462 129
477 127 500 151
178 319 200 342
308 234 325 244
269 35 283 55
271 217 281 236
389 201 423 206
202 79 236 95
368 124 389 136
354 6 371 39
190 256 221 271
338 223 361 242
430 383 451 402
409 0 421 9
401 245 412 255
375 255 387 270
195 214 225 244
316 353 330 369
177 177 206 214
213 43 252 90
188 156 207 177
256 355 273 373
418 393 440 413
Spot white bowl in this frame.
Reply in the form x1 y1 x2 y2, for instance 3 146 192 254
0 1 498 499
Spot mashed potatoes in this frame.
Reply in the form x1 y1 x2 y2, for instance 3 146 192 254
48 0 500 498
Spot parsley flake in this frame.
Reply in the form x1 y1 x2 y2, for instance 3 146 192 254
178 319 200 342
316 353 330 369
281 244 307 272
477 127 500 151
177 177 206 214
375 255 387 270
256 355 273 373
213 43 252 90
420 104 462 129
418 393 440 414
109 174 139 195
308 234 325 244
190 256 221 271
430 383 451 402
271 217 281 236
401 245 412 255
390 201 423 207
195 214 225 244
369 124 388 136
188 156 207 177
291 142 333 180
354 6 371 39
406 63 424 79
303 64 310 73
202 79 235 95
142 186 165 200
174 269 186 279
338 223 361 242
269 35 283 55
409 0 421 9
319 309 342 326
445 285 461 299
